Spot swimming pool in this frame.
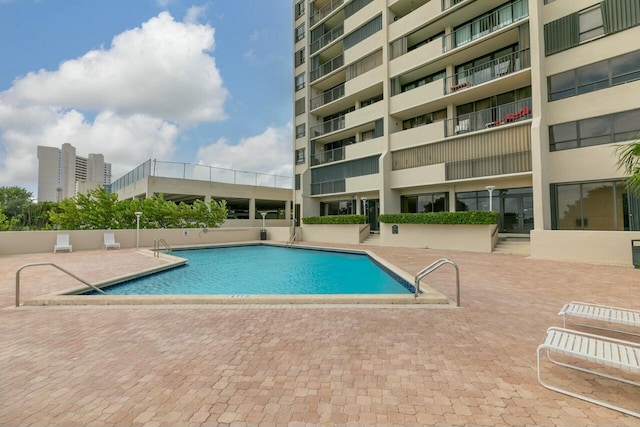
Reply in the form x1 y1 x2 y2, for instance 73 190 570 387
87 245 415 295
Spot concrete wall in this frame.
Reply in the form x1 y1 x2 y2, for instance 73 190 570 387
380 223 497 253
299 224 364 245
531 230 640 266
0 227 292 256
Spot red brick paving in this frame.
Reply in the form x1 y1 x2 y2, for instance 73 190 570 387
0 245 639 426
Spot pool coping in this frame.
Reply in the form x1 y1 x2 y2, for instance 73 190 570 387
23 242 451 306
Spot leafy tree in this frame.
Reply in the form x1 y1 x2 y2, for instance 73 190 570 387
0 186 34 227
616 140 640 195
0 212 9 231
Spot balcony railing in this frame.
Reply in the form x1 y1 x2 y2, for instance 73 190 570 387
445 48 530 94
445 98 532 137
311 54 345 82
310 115 347 139
310 83 345 110
442 0 528 52
310 0 344 25
446 150 532 180
310 24 344 54
311 146 346 166
311 179 346 195
441 0 468 11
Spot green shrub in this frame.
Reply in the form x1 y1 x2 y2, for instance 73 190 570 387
302 215 367 225
378 211 498 225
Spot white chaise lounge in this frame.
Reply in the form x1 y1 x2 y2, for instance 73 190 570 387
103 233 121 250
54 234 72 253
537 327 640 418
559 301 640 337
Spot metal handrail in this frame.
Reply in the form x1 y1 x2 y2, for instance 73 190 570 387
286 228 298 247
414 258 460 306
15 262 105 307
153 238 172 258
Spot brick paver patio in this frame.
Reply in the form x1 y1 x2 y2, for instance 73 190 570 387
0 245 638 426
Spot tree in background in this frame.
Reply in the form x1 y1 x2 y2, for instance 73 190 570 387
48 187 227 230
0 186 35 229
616 140 640 195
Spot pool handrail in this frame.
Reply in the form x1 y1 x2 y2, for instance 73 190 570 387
414 258 460 307
153 238 172 257
15 262 106 307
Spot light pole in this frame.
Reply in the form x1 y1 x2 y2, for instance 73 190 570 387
361 197 367 216
485 186 496 211
134 212 142 248
261 212 267 240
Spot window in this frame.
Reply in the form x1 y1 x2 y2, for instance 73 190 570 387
294 48 305 67
553 180 629 230
452 0 528 49
550 108 640 151
295 97 306 116
295 73 305 91
401 70 445 93
548 49 640 101
455 191 498 212
295 174 301 190
361 130 374 141
296 123 305 138
579 6 604 42
295 148 305 164
611 50 640 85
295 23 305 42
360 94 383 107
294 1 305 19
402 109 447 130
402 193 449 213
321 200 355 216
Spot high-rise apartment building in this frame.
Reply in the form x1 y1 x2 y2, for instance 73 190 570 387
37 143 112 202
293 0 640 259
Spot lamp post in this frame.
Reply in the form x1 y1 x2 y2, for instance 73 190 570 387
361 197 367 216
485 186 496 211
260 212 267 240
134 212 142 248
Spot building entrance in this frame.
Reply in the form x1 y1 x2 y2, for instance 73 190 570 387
500 188 533 234
363 199 380 232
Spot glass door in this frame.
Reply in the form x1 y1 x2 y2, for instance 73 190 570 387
363 199 380 232
501 191 533 233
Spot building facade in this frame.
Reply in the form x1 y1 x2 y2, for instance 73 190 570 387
37 143 112 202
293 0 640 260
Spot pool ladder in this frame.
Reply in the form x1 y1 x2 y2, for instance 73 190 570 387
286 227 298 247
153 238 172 258
415 259 460 307
15 262 105 307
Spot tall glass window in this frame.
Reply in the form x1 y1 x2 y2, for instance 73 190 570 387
401 193 449 213
553 180 629 230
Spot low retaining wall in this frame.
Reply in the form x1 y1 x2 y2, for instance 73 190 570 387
530 230 640 266
300 224 363 245
380 223 497 253
0 227 292 255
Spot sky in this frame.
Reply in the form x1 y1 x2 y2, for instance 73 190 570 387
0 0 294 197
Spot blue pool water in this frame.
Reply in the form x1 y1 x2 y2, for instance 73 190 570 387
90 245 413 295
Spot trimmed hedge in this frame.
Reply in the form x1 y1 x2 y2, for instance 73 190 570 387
378 211 498 225
302 215 367 225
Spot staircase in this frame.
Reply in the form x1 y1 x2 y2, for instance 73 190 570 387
361 233 381 246
493 235 531 256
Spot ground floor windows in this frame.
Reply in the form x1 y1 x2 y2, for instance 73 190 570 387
456 187 533 233
320 200 355 216
401 193 449 213
552 180 631 230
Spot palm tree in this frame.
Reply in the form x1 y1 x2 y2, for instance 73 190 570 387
616 139 640 195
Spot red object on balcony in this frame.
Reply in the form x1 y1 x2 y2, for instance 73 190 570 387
450 82 470 92
493 106 531 127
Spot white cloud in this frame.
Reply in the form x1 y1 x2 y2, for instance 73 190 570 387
5 12 227 125
196 123 292 178
184 5 207 24
0 12 228 194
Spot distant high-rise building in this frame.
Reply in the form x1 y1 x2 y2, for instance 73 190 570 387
37 143 112 202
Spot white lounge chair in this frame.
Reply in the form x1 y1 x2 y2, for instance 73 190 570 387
103 233 121 250
54 234 72 253
559 301 640 337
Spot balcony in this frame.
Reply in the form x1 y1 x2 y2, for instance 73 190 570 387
310 24 344 54
445 150 531 180
311 179 346 195
389 78 445 115
311 146 345 166
445 98 532 137
390 121 446 151
442 0 468 11
311 54 345 82
310 83 345 110
310 116 346 139
443 0 528 52
310 0 344 26
445 49 530 94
